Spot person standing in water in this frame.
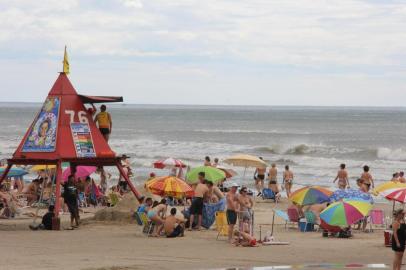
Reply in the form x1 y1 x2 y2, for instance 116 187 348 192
333 164 349 189
254 157 266 197
360 165 374 189
95 104 112 142
399 172 406 183
283 165 294 197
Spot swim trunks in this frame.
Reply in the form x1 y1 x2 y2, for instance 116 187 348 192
257 174 265 180
99 128 110 135
226 209 237 225
190 197 204 215
269 180 277 185
167 224 183 238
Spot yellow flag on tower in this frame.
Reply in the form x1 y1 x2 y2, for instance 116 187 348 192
63 46 70 74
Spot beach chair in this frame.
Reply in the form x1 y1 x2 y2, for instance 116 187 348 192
135 212 154 235
108 193 119 207
262 188 276 202
273 209 289 230
369 209 385 232
287 206 300 229
304 211 318 232
215 211 228 240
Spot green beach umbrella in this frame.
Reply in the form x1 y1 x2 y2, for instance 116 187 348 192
186 166 226 185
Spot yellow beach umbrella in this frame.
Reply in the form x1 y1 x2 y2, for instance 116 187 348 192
373 181 406 196
223 154 268 168
30 165 56 171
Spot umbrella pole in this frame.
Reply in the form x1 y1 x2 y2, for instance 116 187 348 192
393 200 396 213
271 211 275 236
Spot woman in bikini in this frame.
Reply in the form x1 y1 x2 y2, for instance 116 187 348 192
147 199 167 237
283 165 294 197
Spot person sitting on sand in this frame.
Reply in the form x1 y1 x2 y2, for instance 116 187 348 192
237 186 254 232
254 157 266 197
164 208 185 238
233 218 257 247
147 199 167 237
204 156 211 166
360 165 374 189
29 205 55 230
188 172 209 231
283 165 294 197
333 164 349 190
399 172 406 183
206 181 224 203
226 182 239 243
138 197 153 214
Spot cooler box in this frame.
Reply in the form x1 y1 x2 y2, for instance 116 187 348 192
299 218 314 232
384 230 392 247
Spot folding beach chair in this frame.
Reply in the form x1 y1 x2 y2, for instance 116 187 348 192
261 188 276 202
304 211 318 232
287 206 300 229
215 211 228 240
273 209 290 230
369 209 385 232
135 212 154 235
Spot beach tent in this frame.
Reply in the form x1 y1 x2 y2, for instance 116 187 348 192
0 70 143 226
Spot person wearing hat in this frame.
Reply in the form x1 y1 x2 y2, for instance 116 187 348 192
226 182 239 243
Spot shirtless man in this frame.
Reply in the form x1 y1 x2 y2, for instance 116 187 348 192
206 181 224 203
188 172 209 230
238 186 254 233
164 208 185 238
204 156 211 166
254 157 266 197
399 172 406 183
226 182 239 243
283 165 294 197
333 164 349 190
360 165 374 188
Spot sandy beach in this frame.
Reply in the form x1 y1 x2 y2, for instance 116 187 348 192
0 197 394 270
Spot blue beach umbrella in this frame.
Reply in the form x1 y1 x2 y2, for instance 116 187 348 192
0 167 28 178
330 188 373 204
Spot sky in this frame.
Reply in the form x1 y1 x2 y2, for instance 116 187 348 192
0 0 406 106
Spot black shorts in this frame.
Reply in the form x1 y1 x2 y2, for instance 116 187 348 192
257 174 265 180
269 180 277 185
99 128 110 135
190 197 204 215
226 209 237 225
167 225 183 238
66 199 78 217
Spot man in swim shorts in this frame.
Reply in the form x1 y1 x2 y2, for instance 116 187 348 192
164 208 185 238
254 157 266 196
95 104 112 142
226 182 239 243
188 172 209 231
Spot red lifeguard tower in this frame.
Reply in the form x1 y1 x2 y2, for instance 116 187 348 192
0 52 142 228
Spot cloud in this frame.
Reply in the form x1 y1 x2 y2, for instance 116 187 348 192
0 0 406 105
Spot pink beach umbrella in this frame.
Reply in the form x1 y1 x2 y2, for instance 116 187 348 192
153 158 187 169
62 166 97 181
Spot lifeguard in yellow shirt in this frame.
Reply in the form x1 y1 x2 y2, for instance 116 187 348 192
94 104 112 142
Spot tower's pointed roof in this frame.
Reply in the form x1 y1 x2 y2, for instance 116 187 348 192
12 73 116 163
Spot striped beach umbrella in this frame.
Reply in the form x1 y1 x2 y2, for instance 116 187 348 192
320 199 372 227
373 181 406 196
381 187 406 203
145 176 194 198
289 186 333 206
153 158 187 169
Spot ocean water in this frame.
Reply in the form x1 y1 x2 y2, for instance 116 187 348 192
1 103 406 190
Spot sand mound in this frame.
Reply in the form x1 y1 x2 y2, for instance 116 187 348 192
93 193 141 223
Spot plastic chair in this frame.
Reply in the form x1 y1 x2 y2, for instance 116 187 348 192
287 206 300 229
135 212 154 235
262 188 276 202
369 209 385 232
274 209 289 230
215 211 228 240
108 193 119 207
304 211 318 231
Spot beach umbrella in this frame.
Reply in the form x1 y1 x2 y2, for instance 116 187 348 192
153 158 187 169
289 186 333 206
62 166 97 181
223 154 268 180
30 162 70 172
186 166 226 185
330 188 373 203
0 166 28 178
217 166 238 179
320 199 372 227
373 181 406 196
145 176 194 198
380 187 406 212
